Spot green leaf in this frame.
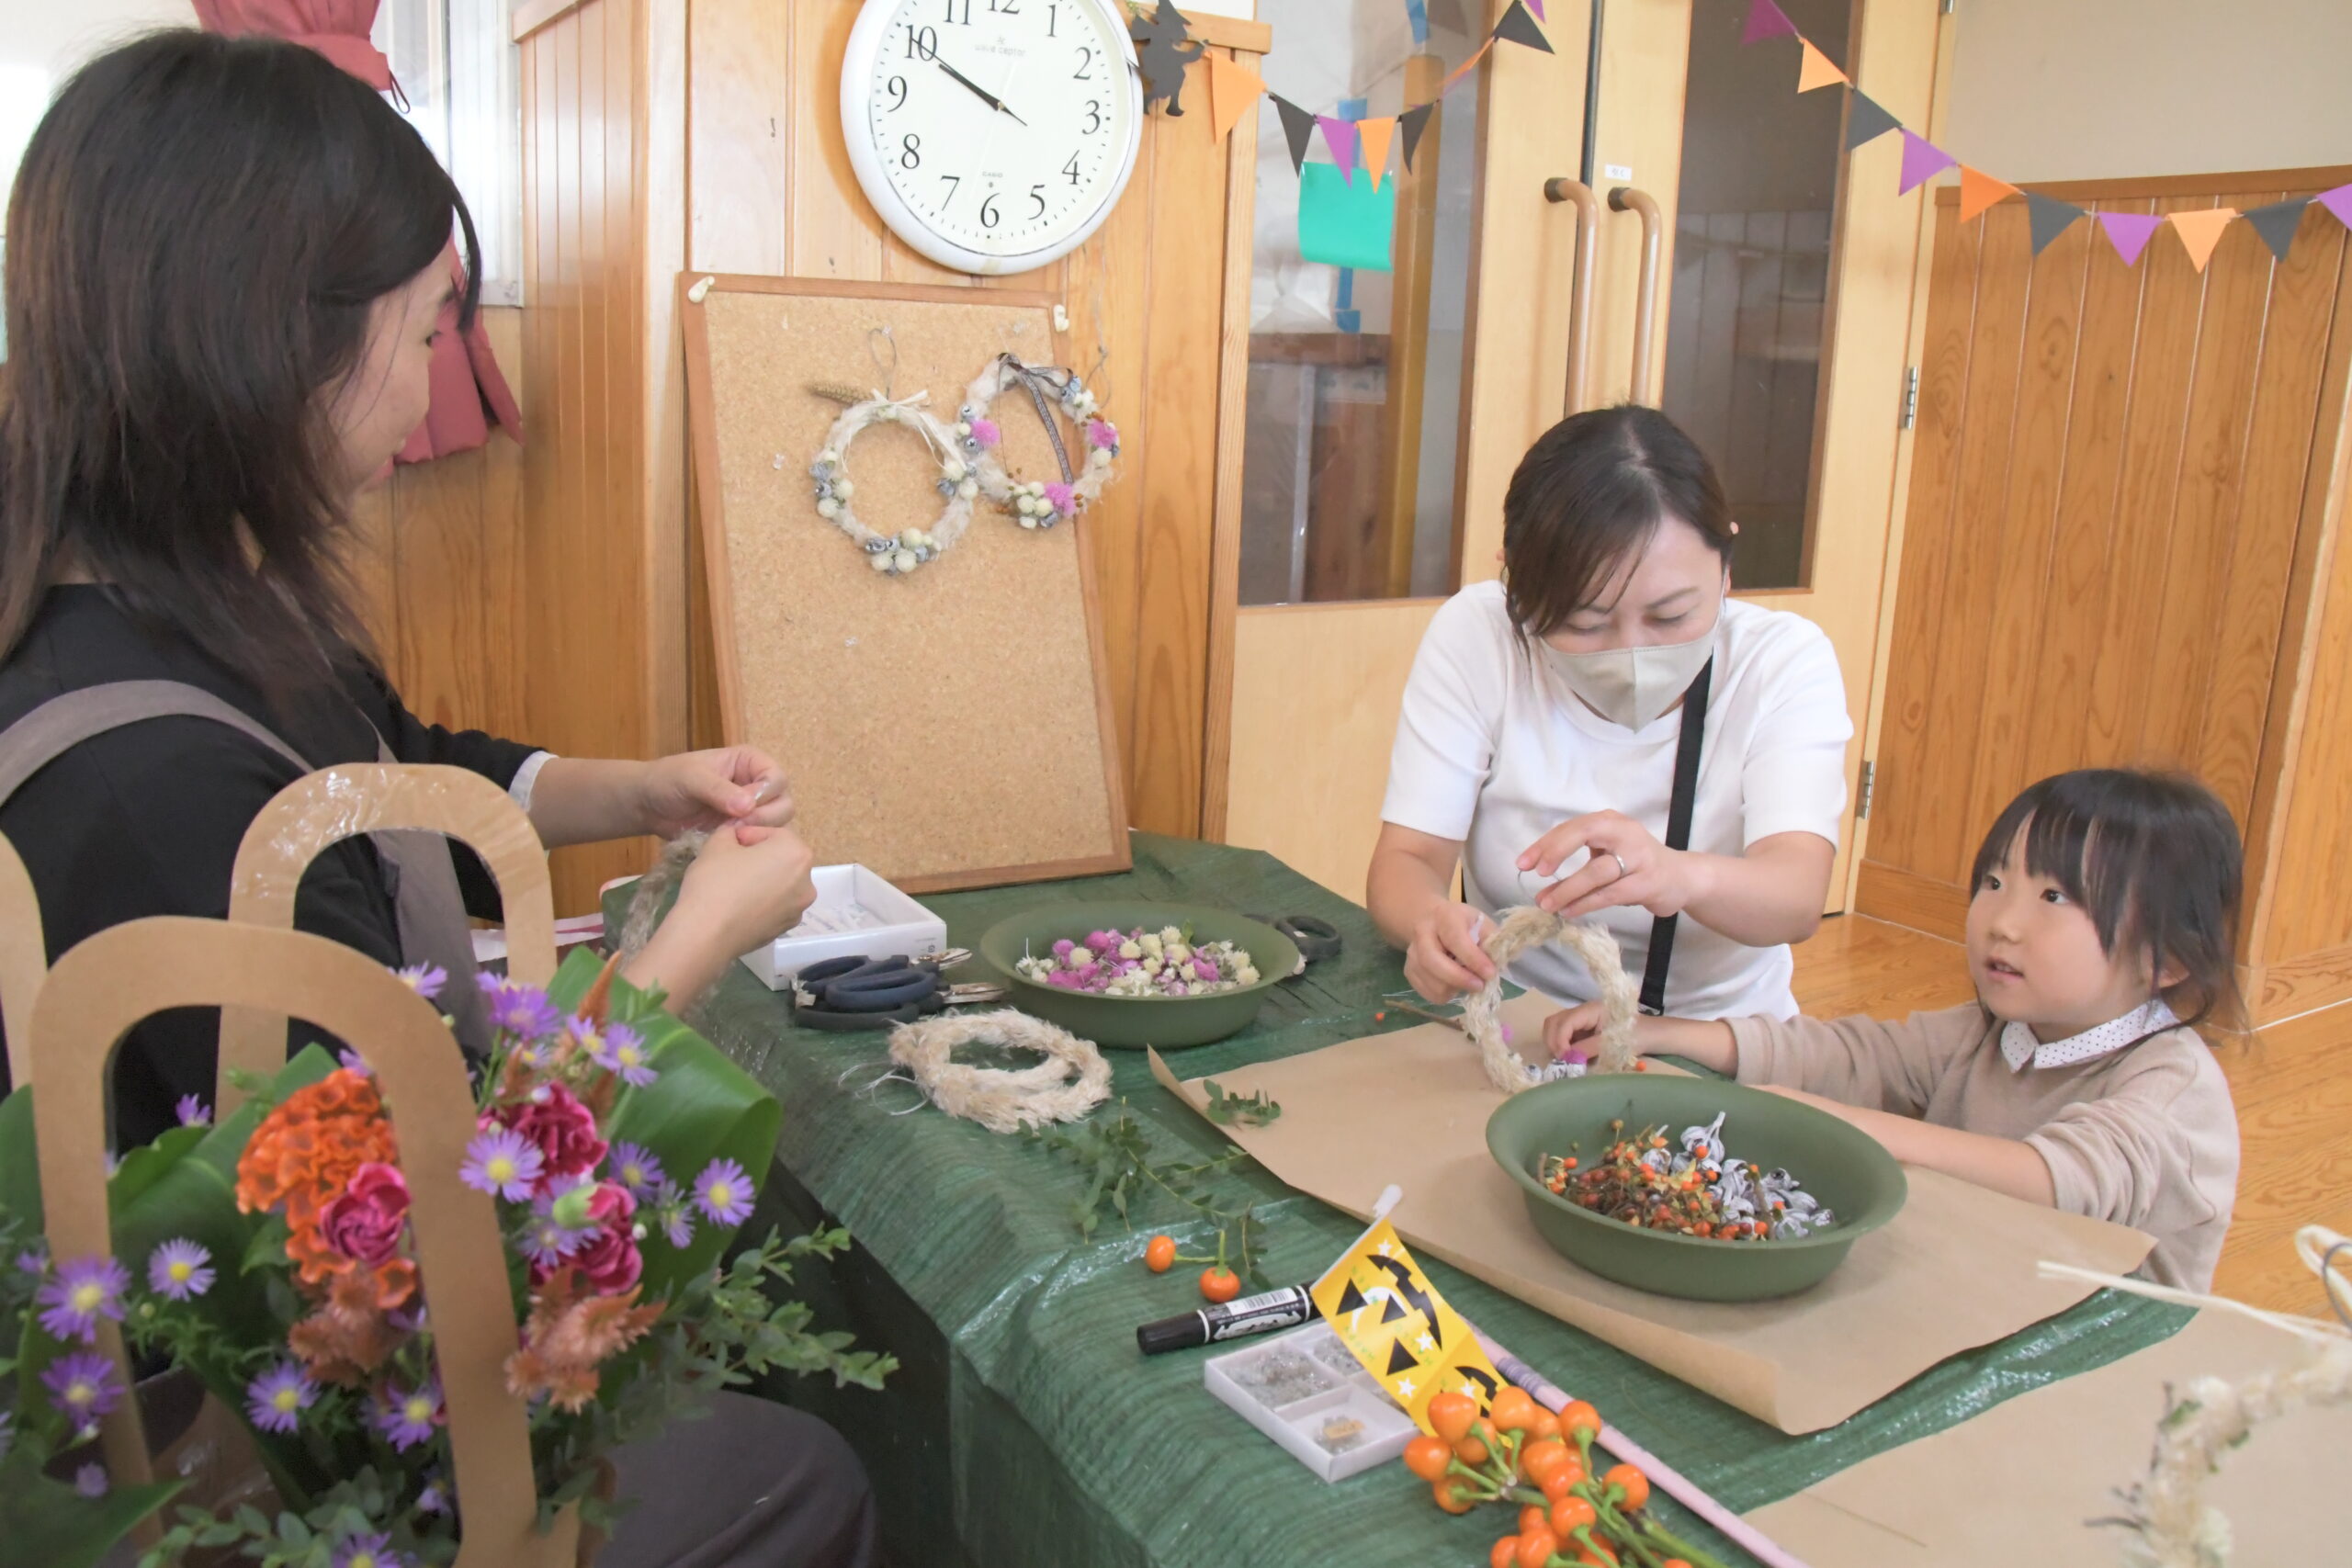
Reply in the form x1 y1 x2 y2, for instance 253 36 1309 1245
0 1448 181 1568
546 949 782 1297
0 1087 43 1227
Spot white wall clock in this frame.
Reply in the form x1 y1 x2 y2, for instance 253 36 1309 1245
841 0 1146 276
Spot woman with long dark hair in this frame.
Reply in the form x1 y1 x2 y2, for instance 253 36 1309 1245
0 31 880 1566
0 32 820 1147
1370 406 1853 1026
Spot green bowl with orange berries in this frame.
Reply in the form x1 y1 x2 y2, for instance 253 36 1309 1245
1487 1073 1906 1302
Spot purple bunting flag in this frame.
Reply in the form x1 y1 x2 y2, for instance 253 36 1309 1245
2317 184 2352 234
2097 211 2165 266
1896 130 1956 196
1741 0 1796 45
1318 116 1362 183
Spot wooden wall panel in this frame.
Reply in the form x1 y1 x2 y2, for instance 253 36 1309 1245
1860 171 2352 1025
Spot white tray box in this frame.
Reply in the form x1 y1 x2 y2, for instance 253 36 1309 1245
1203 1322 1417 1483
738 864 948 989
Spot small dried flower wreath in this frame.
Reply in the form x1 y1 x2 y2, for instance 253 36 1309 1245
805 386 978 578
956 354 1121 530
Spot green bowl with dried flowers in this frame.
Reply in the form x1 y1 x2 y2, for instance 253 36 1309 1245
1487 1073 1907 1302
978 902 1303 1048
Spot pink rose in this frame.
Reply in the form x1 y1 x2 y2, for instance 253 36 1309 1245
569 1184 643 1294
495 1084 608 1194
320 1162 411 1267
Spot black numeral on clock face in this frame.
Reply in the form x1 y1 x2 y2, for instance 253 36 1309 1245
944 0 970 23
900 133 921 168
1063 152 1081 186
905 25 937 58
1073 45 1092 79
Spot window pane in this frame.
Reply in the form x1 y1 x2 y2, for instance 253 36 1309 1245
1237 0 1481 605
1659 0 1853 590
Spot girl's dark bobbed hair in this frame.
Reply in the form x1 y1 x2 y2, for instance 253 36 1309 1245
0 30 480 694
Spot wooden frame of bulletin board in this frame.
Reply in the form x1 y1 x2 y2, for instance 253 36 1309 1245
683 274 1132 893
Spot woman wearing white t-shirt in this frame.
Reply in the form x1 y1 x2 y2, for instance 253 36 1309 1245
1369 406 1852 1024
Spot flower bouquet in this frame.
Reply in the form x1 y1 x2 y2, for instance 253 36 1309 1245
0 946 890 1568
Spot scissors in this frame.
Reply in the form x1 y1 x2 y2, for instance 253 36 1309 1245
789 952 1005 1031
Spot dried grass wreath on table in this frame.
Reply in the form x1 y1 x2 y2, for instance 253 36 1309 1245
1461 907 1640 1095
888 1010 1112 1134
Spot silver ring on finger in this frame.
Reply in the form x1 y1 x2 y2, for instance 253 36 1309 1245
1607 852 1630 882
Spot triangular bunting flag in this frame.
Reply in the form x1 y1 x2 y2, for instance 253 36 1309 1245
1273 95 1316 175
1399 103 1437 171
1385 1337 1421 1377
1491 0 1553 53
2244 197 2312 262
1318 116 1362 182
1796 39 1846 92
2025 191 2086 254
1958 166 2018 223
1845 90 1901 151
1204 53 1265 145
2168 207 2238 273
2098 211 2165 266
1357 116 1396 183
2320 185 2352 233
1741 0 1796 45
1525 0 1544 19
1897 130 1957 196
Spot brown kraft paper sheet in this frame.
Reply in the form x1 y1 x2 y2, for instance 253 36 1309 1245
1150 994 2156 1434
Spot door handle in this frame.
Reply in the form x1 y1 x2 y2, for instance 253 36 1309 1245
1544 177 1600 417
1609 186 1664 405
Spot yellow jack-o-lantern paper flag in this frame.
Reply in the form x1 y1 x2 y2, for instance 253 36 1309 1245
1310 1218 1502 1433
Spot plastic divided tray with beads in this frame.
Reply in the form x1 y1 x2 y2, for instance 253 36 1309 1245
738 864 947 990
1202 1321 1418 1483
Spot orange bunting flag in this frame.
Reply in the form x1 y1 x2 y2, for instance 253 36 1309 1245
1356 116 1397 184
1205 53 1267 145
2168 207 2239 273
1958 166 2018 223
1796 39 1846 93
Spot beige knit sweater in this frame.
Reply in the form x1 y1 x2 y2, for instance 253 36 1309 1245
1725 1004 2238 1291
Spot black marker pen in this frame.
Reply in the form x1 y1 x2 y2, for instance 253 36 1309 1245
1136 1284 1321 1354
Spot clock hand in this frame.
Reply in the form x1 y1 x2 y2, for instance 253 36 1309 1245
933 54 1029 127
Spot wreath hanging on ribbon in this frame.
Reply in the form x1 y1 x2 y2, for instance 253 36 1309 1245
956 354 1122 529
805 384 978 578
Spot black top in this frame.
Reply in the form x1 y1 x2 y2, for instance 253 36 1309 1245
0 587 539 1145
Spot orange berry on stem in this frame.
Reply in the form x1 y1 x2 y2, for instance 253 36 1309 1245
1198 1266 1241 1303
1431 1475 1480 1514
1518 1438 1570 1486
1403 1435 1453 1483
1603 1463 1649 1511
1530 1410 1562 1442
1549 1496 1597 1536
1539 1469 1577 1504
1454 1433 1490 1466
1490 1386 1539 1430
1428 1390 1478 1444
1558 1400 1602 1439
1661 1561 1692 1568
1515 1528 1560 1568
1488 1539 1521 1568
1577 1543 1618 1568
1143 1235 1176 1273
1518 1505 1549 1537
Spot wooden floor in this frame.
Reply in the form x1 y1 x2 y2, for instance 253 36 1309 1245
1790 914 2351 1315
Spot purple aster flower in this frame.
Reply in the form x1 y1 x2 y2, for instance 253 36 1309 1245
42 1352 123 1422
74 1462 107 1499
146 1239 215 1302
651 1179 695 1247
245 1363 319 1434
607 1143 664 1199
16 1243 48 1275
374 1380 444 1451
175 1094 210 1128
477 974 561 1043
394 963 448 1002
37 1255 130 1344
339 1048 375 1077
415 1478 449 1515
334 1531 407 1568
693 1158 754 1227
460 1126 544 1202
580 1021 658 1088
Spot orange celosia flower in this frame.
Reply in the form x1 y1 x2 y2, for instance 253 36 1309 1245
235 1069 401 1289
503 1268 664 1412
288 1266 413 1384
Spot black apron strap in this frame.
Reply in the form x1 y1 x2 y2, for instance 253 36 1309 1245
1637 659 1712 1017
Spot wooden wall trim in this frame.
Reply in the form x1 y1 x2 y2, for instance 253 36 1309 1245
1198 47 1261 844
514 0 583 43
1854 859 1968 942
2255 941 2352 1025
1931 164 2352 205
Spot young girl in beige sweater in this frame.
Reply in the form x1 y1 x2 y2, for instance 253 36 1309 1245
1543 769 2243 1289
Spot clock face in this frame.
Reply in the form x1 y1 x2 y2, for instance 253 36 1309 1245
842 0 1143 275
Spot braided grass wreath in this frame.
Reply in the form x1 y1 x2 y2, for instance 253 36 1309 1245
1460 907 1640 1095
807 387 978 577
956 355 1121 530
887 1009 1112 1134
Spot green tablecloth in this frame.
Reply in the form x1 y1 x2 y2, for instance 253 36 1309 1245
616 834 2188 1568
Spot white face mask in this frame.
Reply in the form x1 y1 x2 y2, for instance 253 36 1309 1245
1540 627 1716 730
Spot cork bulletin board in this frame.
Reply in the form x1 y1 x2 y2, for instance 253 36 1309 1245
683 275 1130 893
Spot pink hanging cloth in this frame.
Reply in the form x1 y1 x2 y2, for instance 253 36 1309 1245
193 0 525 464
